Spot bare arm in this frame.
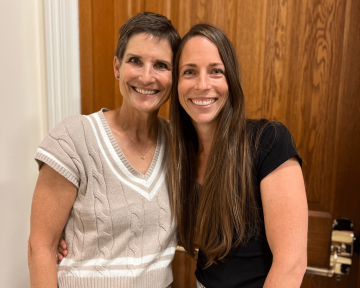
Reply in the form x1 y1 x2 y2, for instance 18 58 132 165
261 157 308 288
28 164 77 288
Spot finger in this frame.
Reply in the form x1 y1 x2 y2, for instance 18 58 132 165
57 252 64 261
59 238 67 249
58 245 68 257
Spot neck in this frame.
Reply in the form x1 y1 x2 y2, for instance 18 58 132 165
106 103 159 143
117 108 158 138
193 121 217 156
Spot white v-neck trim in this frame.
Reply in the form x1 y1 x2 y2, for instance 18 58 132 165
83 112 167 201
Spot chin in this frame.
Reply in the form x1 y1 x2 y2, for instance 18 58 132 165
136 104 162 114
131 100 162 112
191 116 218 126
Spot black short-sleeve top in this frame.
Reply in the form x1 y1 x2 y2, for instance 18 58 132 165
195 121 302 288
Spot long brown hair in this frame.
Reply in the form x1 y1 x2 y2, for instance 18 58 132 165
169 24 261 265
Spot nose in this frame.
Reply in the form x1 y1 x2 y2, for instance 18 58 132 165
139 64 155 84
195 71 210 90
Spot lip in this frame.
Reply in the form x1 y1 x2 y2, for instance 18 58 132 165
189 98 217 108
132 86 160 95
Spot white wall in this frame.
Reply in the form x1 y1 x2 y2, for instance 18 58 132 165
0 0 47 287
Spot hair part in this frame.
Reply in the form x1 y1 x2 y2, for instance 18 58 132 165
114 12 181 64
169 24 262 266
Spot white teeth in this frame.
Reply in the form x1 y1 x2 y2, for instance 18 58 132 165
191 99 216 106
134 87 158 95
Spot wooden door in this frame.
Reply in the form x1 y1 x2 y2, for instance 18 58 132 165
79 0 360 287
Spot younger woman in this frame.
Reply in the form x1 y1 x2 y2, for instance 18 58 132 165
169 24 308 288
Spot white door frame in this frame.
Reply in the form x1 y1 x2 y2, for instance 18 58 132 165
43 0 81 130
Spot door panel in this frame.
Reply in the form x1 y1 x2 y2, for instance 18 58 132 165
172 252 197 288
307 212 333 268
78 0 360 287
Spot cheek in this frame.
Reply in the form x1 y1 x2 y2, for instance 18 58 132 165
164 75 172 90
177 80 188 99
220 83 229 100
178 96 186 110
177 88 187 109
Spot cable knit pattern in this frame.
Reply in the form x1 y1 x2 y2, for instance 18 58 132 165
35 109 176 288
157 194 170 253
58 136 86 266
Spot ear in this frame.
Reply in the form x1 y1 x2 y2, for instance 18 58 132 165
113 56 120 79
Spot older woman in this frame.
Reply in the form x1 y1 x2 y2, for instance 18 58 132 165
28 12 180 288
169 24 308 288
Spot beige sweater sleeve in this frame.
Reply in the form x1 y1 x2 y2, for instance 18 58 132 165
35 117 84 188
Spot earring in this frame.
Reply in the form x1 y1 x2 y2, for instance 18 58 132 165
116 76 119 79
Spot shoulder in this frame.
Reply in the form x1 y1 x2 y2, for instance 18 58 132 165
49 112 100 143
36 114 87 187
48 114 83 137
40 114 92 158
40 113 90 151
247 119 294 151
261 121 296 155
247 119 301 181
62 114 85 128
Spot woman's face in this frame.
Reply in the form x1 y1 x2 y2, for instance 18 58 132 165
114 33 173 114
178 36 228 128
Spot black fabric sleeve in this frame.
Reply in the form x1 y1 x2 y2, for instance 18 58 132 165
256 122 302 182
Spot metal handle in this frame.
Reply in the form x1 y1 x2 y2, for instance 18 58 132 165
305 218 354 279
306 247 337 277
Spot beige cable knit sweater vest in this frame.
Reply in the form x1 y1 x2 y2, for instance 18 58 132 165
35 109 177 288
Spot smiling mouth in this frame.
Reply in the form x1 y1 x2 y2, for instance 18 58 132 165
191 99 216 106
132 87 159 95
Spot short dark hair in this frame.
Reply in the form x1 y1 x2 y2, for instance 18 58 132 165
114 12 181 63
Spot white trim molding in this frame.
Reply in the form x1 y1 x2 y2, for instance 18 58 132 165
44 0 81 130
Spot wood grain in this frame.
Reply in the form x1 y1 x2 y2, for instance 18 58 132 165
78 0 93 115
172 251 197 288
91 0 115 111
332 0 360 235
235 0 267 120
307 214 333 267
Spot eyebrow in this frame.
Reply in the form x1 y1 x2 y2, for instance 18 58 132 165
125 53 172 68
180 62 224 70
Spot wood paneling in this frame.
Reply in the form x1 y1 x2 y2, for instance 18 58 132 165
332 0 360 227
92 1 115 111
307 211 333 267
78 0 93 115
259 0 347 212
235 0 267 119
79 0 360 287
172 251 197 288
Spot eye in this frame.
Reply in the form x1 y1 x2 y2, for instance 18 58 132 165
183 69 195 75
155 62 167 69
213 68 224 75
129 57 141 65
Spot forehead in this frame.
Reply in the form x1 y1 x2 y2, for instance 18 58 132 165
125 33 173 60
179 36 223 64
